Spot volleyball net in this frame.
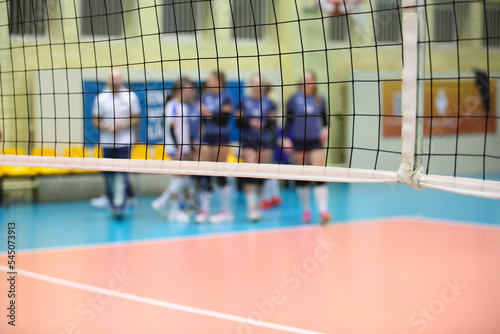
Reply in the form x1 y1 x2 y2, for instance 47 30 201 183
0 0 499 199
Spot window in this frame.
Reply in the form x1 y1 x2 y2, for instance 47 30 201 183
483 2 500 48
329 15 348 43
231 0 269 40
80 0 124 38
433 0 470 43
163 0 208 36
9 0 48 36
374 0 402 44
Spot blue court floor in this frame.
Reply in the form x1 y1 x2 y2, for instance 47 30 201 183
0 181 498 252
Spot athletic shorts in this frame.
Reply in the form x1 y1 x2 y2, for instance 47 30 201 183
102 146 131 159
292 138 323 151
241 132 274 150
203 133 231 145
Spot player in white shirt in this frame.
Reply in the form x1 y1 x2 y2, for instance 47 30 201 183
92 70 140 220
151 78 196 222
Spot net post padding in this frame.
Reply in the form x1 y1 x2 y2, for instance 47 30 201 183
0 155 398 184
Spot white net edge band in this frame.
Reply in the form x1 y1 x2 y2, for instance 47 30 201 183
419 174 500 200
3 155 499 200
0 155 398 184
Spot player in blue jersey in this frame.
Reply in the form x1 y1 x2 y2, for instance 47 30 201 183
283 70 331 224
195 71 235 224
259 78 282 210
237 74 277 221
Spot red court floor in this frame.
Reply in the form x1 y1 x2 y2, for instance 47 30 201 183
1 217 500 334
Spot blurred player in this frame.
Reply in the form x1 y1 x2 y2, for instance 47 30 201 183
92 69 140 220
283 70 331 224
151 78 196 222
237 74 277 221
195 71 235 224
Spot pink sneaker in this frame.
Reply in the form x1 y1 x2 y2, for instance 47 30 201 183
261 197 282 210
270 197 282 207
195 210 209 224
302 211 312 224
261 199 273 210
320 211 331 224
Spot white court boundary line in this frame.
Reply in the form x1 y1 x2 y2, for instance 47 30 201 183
1 216 395 255
1 216 498 257
0 265 325 334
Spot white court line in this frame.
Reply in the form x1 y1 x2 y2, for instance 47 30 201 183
5 216 395 255
1 216 497 257
0 265 326 334
7 215 499 256
0 215 500 256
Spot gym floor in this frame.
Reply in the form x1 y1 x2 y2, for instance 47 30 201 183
0 181 499 333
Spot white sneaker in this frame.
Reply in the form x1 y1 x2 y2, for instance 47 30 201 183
209 210 234 224
195 210 209 224
248 208 262 222
152 196 168 211
167 210 190 223
176 211 191 223
90 195 110 209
